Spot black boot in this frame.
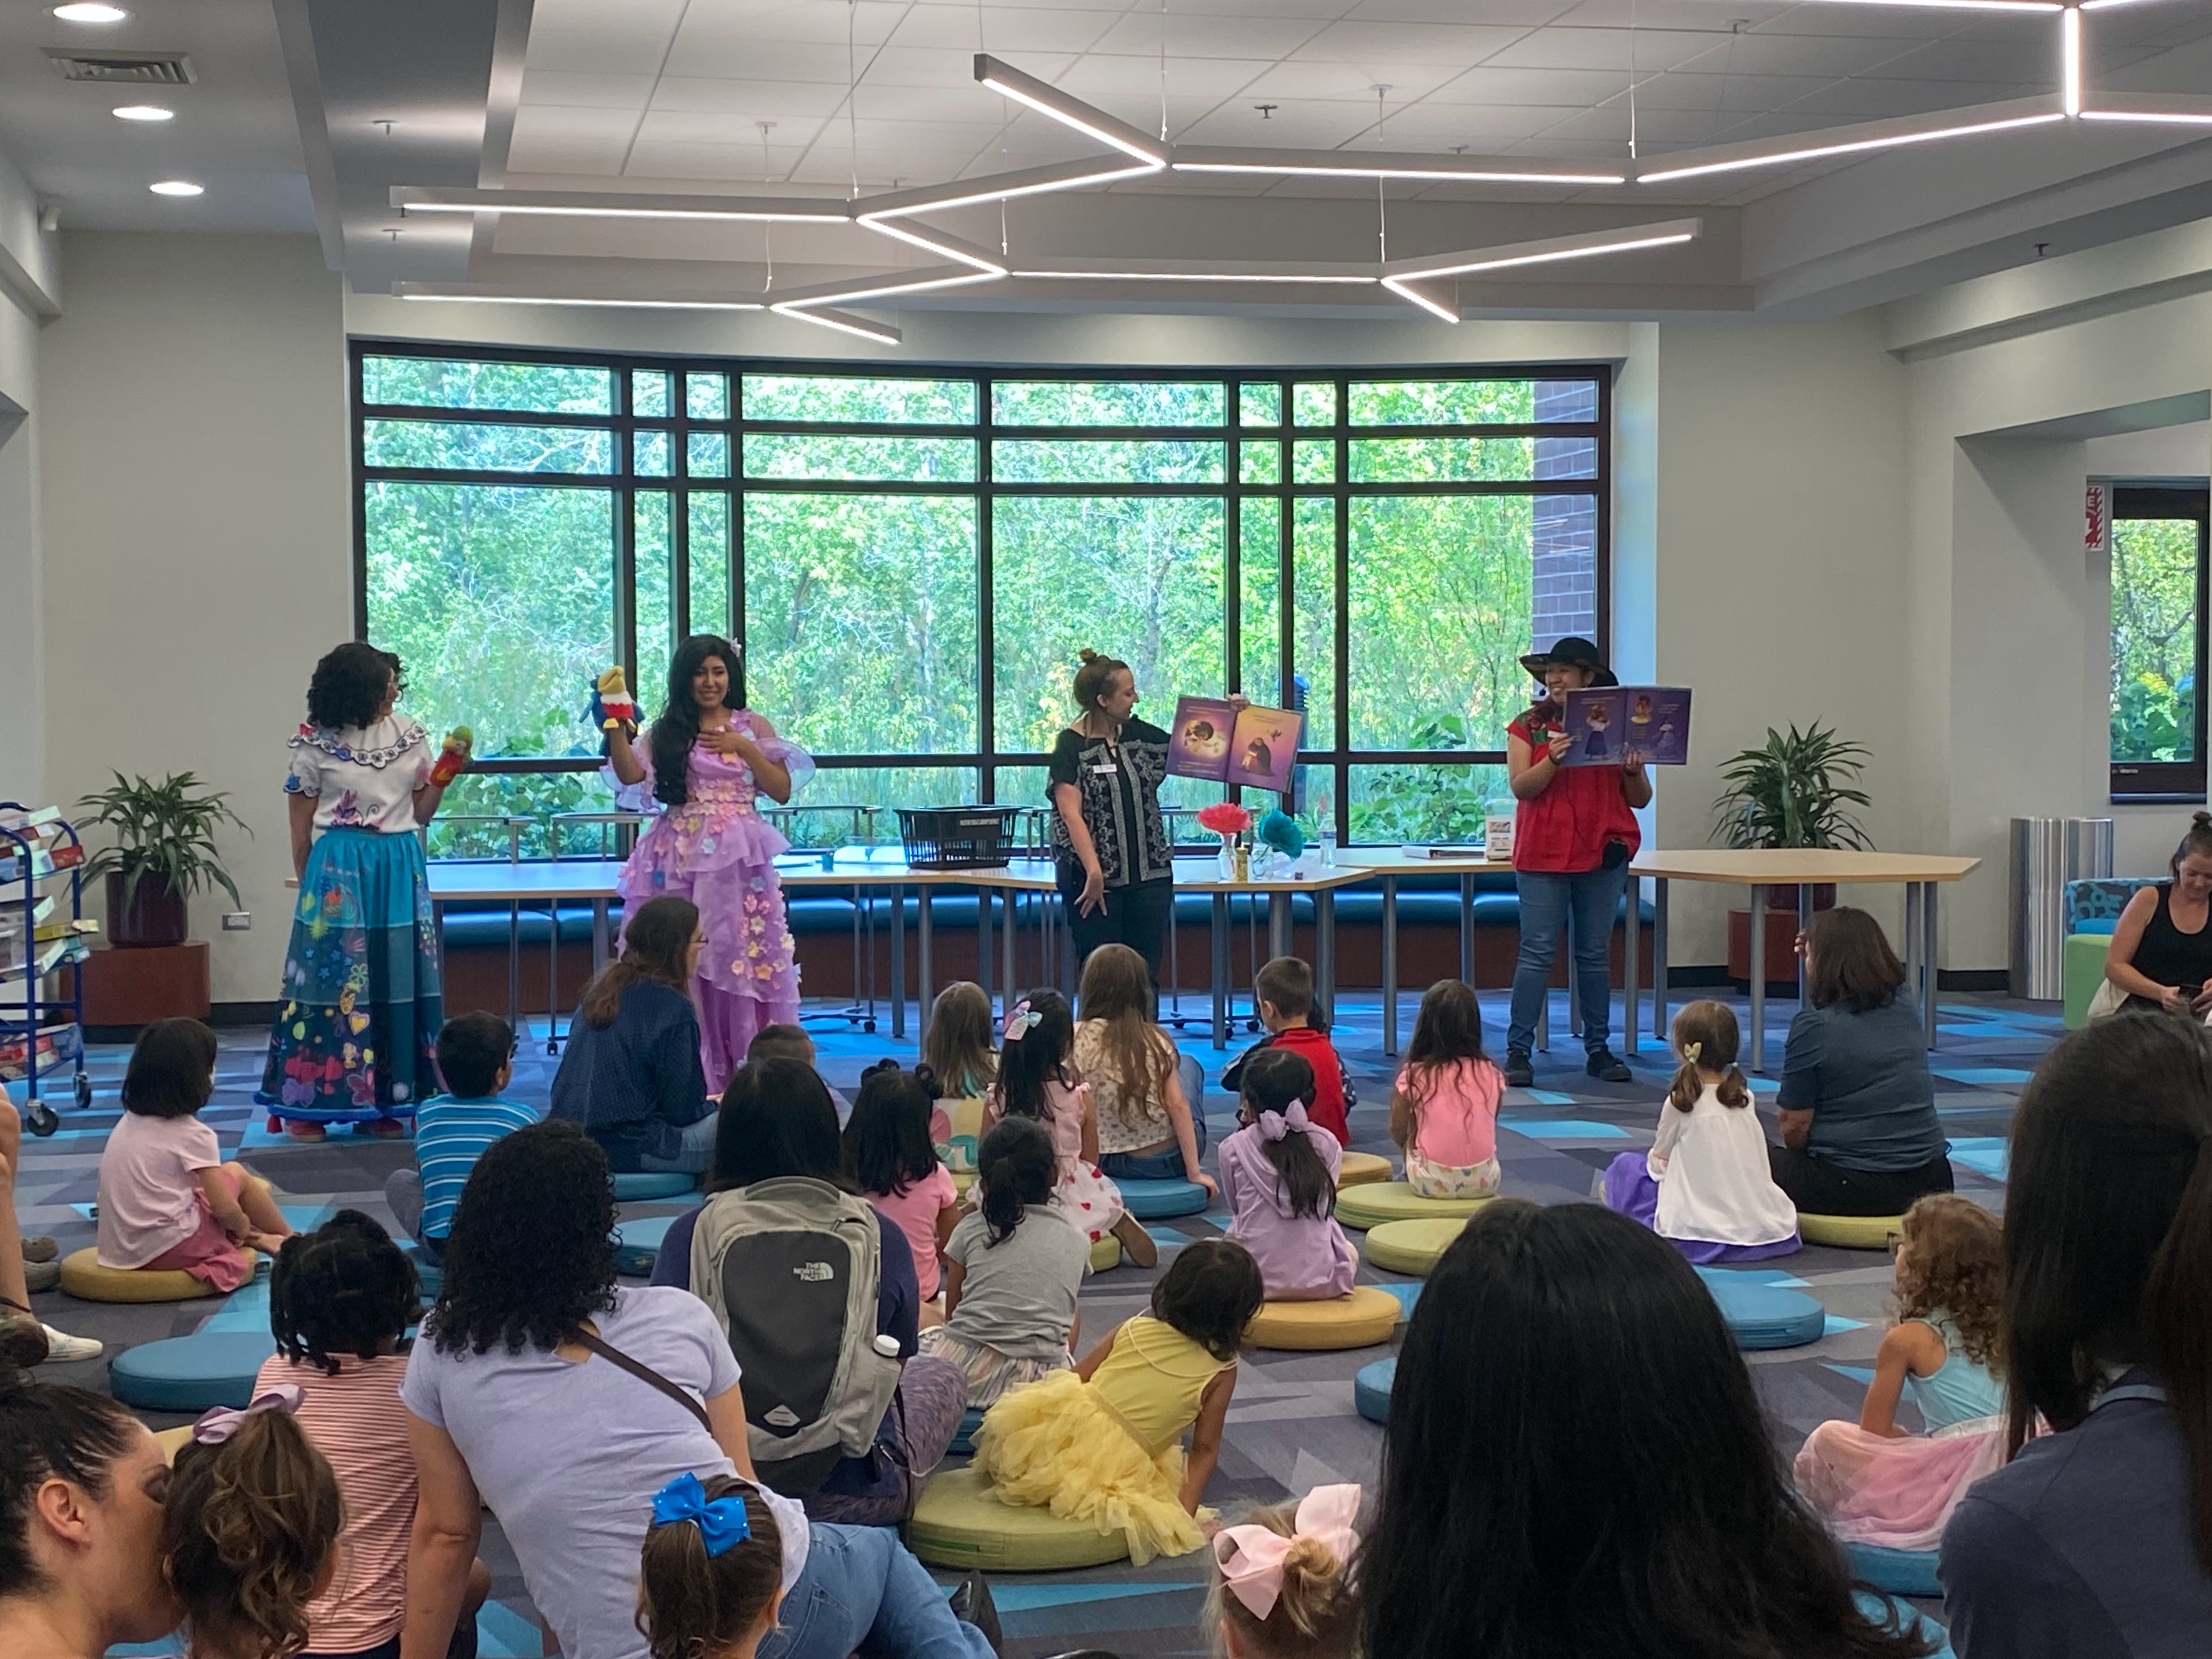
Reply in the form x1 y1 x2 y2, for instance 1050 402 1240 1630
948 1570 1004 1656
1586 1048 1632 1083
1503 1049 1534 1088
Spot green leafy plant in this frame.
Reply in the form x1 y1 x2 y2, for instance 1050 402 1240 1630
1710 725 1873 851
76 772 251 909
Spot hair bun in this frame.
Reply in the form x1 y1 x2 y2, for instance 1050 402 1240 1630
1078 647 1099 664
2195 811 2211 830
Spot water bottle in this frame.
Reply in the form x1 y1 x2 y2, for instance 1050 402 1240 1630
1319 823 1338 867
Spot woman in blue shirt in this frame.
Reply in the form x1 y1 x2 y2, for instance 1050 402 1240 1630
1770 907 1951 1217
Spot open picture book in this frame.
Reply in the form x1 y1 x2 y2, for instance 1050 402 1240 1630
1166 698 1303 794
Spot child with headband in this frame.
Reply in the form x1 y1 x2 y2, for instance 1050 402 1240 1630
1209 1483 1361 1659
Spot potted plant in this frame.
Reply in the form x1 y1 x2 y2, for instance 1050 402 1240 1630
1708 725 1872 989
77 773 251 948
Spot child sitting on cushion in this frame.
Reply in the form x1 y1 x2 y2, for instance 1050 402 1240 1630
1223 958 1353 1147
1217 1048 1356 1302
1387 981 1505 1200
385 1011 537 1267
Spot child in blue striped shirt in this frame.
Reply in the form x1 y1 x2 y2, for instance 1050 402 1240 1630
384 1012 539 1263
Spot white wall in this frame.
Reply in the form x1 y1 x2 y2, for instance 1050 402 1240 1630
0 139 54 816
38 233 350 1005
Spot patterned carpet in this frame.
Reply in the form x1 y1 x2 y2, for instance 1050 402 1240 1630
13 988 2053 1659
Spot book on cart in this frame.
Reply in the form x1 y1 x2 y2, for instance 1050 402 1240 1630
0 894 57 935
0 842 83 884
0 805 61 836
1165 697 1304 794
0 916 96 970
0 1020 83 1083
0 933 92 983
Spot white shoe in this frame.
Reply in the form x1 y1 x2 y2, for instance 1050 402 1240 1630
40 1324 102 1362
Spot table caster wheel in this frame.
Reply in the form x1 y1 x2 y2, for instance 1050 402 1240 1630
26 1101 60 1138
864 1019 878 1033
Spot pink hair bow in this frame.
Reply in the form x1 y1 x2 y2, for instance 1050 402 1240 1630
1257 1099 1310 1142
1002 999 1042 1041
191 1385 305 1445
1215 1483 1361 1621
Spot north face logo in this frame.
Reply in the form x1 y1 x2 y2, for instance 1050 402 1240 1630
792 1260 834 1282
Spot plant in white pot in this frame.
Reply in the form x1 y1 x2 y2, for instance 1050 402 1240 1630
77 773 251 948
1709 725 1872 987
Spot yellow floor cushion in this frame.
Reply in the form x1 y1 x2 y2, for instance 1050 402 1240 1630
1245 1285 1403 1351
154 1425 194 1463
60 1249 223 1303
1361 1216 1471 1277
1333 1181 1494 1231
1090 1234 1121 1272
1797 1212 1906 1250
906 1467 1133 1571
1337 1151 1392 1187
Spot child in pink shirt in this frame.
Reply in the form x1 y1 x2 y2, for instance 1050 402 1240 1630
843 1060 960 1303
98 1019 293 1290
1388 981 1505 1200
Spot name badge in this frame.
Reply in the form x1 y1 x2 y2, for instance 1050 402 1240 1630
1090 764 1118 775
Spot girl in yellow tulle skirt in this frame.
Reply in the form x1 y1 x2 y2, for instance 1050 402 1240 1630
974 1236 1264 1563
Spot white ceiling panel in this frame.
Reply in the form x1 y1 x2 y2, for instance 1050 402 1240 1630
632 108 836 145
504 135 634 175
675 0 906 48
1058 56 1275 99
1354 104 1587 146
512 103 648 147
624 138 829 176
1421 65 1639 107
1876 37 2062 85
525 0 689 74
894 6 1127 53
521 72 662 111
653 37 874 81
846 81 1017 121
1483 26 1731 74
1087 11 1334 59
1287 21 1531 64
1659 30 1938 82
1171 101 1385 146
1233 59 1478 100
649 78 855 116
1626 72 1840 113
1776 76 2030 120
865 46 1078 84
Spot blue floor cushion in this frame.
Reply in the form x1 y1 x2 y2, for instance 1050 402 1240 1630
1695 1266 1827 1350
613 1171 700 1201
949 1405 987 1457
1846 1542 1943 1598
614 1213 680 1277
1354 1358 1395 1425
110 1331 278 1412
1118 1177 1211 1220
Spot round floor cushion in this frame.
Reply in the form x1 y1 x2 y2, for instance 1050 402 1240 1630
1089 1235 1121 1272
60 1249 223 1304
906 1467 1132 1571
612 1171 700 1201
110 1331 279 1413
1798 1212 1907 1250
1353 1358 1396 1425
614 1213 679 1277
1362 1216 1470 1277
948 1405 987 1457
1246 1285 1402 1352
1333 1181 1492 1232
154 1425 194 1464
1845 1541 1942 1598
1695 1267 1828 1350
1337 1151 1392 1187
1119 1177 1211 1220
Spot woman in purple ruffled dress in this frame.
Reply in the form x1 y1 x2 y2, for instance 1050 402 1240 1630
606 634 812 1092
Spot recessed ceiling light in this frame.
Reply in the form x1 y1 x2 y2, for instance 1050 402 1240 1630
148 179 202 196
52 3 129 21
112 104 173 122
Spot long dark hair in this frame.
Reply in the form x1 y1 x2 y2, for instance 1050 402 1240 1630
992 988 1075 1125
710 1057 844 1194
428 1121 618 1357
648 634 744 809
579 895 698 1029
2004 1013 2212 1569
271 1209 419 1376
1361 1202 1934 1659
976 1117 1055 1247
1401 980 1488 1121
1240 1046 1333 1220
844 1060 943 1200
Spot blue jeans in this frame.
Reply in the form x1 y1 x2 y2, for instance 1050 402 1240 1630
1098 1053 1208 1181
638 1111 720 1174
757 1522 995 1659
1507 863 1628 1059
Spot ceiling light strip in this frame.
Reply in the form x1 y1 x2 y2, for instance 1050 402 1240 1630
1636 104 2064 183
774 306 903 345
1171 146 1625 187
1379 277 1460 324
390 186 851 223
1011 269 1377 284
852 215 1010 276
973 54 1170 167
771 269 1004 310
1384 219 1703 282
395 289 766 310
1785 0 2060 11
2081 107 2212 123
855 158 1163 220
2062 6 2083 117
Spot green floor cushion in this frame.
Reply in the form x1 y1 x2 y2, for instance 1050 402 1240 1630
2064 931 2111 1029
1797 1212 1905 1250
1695 1267 1828 1350
906 1467 1133 1571
612 1171 700 1201
110 1331 278 1412
1089 1235 1121 1272
61 1248 223 1304
1119 1178 1211 1220
1354 1358 1395 1425
1361 1216 1470 1277
1333 1181 1493 1231
1246 1286 1402 1351
1337 1151 1392 1187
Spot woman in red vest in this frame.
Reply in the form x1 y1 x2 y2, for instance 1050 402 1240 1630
1503 638 1652 1087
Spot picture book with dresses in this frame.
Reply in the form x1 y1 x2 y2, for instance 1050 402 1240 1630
1558 686 1692 766
1166 697 1303 794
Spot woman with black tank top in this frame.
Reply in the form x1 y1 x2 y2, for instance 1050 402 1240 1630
2103 812 2212 1016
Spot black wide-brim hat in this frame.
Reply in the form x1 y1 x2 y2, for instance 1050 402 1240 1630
1519 635 1618 687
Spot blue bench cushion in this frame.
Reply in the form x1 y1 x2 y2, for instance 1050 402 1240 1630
613 1171 700 1201
1695 1267 1826 1350
1119 1178 1212 1220
949 1405 986 1457
1354 1358 1394 1425
614 1212 681 1277
110 1331 279 1412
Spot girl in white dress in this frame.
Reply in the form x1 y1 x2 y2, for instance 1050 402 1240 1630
1602 1000 1801 1263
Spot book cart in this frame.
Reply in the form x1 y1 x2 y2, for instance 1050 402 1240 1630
1 803 95 1137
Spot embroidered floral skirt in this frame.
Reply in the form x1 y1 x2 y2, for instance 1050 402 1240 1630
257 828 441 1121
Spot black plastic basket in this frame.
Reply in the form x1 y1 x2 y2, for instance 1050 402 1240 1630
896 806 1021 871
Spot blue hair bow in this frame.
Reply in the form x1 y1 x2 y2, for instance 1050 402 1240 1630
651 1472 752 1557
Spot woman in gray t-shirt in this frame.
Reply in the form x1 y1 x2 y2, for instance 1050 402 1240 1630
1770 909 1951 1218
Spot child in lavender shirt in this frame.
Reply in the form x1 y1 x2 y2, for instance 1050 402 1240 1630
1217 1048 1356 1302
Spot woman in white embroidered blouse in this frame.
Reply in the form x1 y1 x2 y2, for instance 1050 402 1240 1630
255 643 459 1140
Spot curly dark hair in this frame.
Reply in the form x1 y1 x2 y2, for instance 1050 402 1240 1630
271 1209 420 1377
647 634 744 810
306 641 400 731
166 1410 341 1659
1892 1193 2004 1374
426 1120 618 1357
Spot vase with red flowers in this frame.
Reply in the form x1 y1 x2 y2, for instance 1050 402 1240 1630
1197 800 1255 880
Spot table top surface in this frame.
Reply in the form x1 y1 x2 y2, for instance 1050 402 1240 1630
1629 848 1982 883
1346 847 1510 874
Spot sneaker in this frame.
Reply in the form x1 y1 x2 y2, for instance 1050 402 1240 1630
21 1236 57 1264
1503 1049 1534 1088
40 1324 102 1363
946 1571 1003 1656
1586 1049 1633 1084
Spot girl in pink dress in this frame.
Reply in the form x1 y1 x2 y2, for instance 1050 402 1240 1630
606 635 813 1092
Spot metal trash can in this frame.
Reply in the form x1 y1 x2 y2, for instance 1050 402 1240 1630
2010 817 2114 999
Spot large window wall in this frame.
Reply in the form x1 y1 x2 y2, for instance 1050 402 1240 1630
352 344 1609 854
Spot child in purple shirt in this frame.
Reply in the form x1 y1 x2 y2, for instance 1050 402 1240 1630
1217 1048 1356 1301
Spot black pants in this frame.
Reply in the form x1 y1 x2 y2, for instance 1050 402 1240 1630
1768 1145 1954 1217
1056 869 1173 992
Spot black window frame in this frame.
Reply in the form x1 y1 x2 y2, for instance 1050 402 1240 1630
2110 484 2212 803
349 339 1613 844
